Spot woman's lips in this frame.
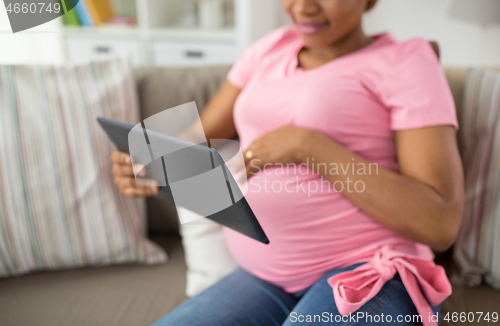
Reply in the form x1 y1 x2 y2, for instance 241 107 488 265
296 22 329 35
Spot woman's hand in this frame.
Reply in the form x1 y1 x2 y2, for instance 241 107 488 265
243 126 315 178
110 151 159 198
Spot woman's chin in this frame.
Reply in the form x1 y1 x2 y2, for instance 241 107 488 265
298 29 336 48
300 36 334 49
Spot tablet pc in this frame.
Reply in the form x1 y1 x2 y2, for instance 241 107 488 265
97 117 269 244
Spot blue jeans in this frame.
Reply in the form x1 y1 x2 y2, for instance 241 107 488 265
152 264 440 326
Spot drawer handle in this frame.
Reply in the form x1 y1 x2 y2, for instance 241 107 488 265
95 46 111 53
185 51 204 58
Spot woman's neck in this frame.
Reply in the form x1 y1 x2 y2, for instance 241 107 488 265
298 25 372 70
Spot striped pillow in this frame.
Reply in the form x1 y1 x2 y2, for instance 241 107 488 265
453 68 500 290
0 59 167 277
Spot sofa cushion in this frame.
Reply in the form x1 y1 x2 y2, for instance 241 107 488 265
452 68 500 290
0 59 166 277
178 208 238 298
0 235 187 326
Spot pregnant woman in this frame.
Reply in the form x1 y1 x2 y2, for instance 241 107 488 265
111 0 464 325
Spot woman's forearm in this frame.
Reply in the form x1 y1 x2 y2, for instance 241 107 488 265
177 81 240 142
297 130 462 251
200 81 241 140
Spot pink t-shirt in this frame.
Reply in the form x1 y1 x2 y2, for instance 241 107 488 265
225 26 456 325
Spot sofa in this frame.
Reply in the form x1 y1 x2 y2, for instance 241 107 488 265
0 65 498 326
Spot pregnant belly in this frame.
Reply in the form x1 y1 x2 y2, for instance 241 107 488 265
226 170 403 291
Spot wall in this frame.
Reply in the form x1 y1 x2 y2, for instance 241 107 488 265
0 5 63 65
363 0 500 66
279 0 500 67
1 0 499 67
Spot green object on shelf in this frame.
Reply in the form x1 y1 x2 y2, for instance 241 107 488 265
63 7 81 26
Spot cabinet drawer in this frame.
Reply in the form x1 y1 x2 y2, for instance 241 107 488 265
65 37 142 66
152 41 237 67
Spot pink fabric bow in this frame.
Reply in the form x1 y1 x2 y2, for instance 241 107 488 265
327 246 451 326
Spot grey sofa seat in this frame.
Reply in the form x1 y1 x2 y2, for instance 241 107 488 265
0 236 187 326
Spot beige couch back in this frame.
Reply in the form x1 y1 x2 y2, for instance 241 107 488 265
135 66 471 235
134 66 231 234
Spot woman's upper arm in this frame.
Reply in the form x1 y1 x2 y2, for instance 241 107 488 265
200 28 287 140
394 126 464 235
199 80 241 140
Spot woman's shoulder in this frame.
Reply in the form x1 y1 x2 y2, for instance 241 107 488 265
389 35 440 65
369 33 438 63
226 26 299 89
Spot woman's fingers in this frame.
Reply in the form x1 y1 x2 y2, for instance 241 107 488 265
122 186 156 198
110 151 131 164
132 164 148 177
112 163 148 178
245 158 265 179
110 151 148 178
114 176 159 197
112 163 134 177
111 151 134 177
243 146 257 165
244 143 275 179
110 151 157 197
115 176 158 190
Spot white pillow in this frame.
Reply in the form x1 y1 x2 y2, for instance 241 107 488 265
177 207 238 297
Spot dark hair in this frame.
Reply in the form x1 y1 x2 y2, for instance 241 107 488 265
366 0 378 11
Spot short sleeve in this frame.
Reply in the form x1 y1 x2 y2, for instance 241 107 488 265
383 39 459 131
227 26 292 89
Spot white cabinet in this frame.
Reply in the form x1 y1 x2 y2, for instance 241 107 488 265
65 36 143 66
60 0 282 67
152 41 237 67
